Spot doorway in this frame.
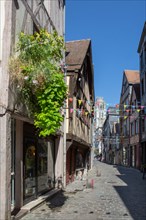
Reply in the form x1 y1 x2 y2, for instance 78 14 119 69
24 139 37 202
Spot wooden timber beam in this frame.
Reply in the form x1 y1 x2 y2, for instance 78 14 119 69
21 0 41 31
40 0 56 31
14 0 19 9
21 9 28 32
34 2 42 16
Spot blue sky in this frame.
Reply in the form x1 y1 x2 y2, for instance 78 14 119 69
65 0 146 106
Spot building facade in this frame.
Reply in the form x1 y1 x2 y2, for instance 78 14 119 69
111 121 120 165
93 97 106 159
102 107 119 164
65 39 94 184
94 97 106 129
0 1 65 219
129 84 141 169
119 70 140 166
137 22 146 166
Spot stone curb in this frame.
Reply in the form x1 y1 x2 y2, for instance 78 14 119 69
11 188 61 220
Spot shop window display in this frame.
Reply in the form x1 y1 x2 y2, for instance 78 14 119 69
24 144 36 198
37 141 48 193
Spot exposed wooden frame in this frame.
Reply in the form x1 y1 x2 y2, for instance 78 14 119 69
14 0 19 9
21 0 56 32
40 0 56 31
21 0 42 30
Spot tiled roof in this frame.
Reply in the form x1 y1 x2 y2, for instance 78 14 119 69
124 70 140 84
65 39 91 71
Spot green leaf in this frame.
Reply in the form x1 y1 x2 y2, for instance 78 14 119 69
10 29 67 137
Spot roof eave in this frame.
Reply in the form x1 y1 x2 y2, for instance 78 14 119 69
137 22 146 53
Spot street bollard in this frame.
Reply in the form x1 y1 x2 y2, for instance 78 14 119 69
91 179 94 189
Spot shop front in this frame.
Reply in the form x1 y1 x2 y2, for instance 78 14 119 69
23 123 55 204
11 120 56 212
66 137 91 184
23 138 37 202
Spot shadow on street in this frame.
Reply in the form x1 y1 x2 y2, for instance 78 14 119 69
46 190 69 211
114 165 146 220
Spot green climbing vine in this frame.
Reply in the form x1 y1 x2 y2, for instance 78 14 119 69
9 30 67 137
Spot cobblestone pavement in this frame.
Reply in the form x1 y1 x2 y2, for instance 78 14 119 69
21 161 146 220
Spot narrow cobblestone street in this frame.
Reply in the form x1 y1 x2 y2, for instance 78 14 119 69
21 161 146 220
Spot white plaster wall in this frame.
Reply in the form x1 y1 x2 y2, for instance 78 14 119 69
0 0 5 88
0 114 11 220
0 0 13 125
15 0 33 39
15 120 23 208
0 1 15 218
55 136 64 186
0 1 5 61
50 0 64 36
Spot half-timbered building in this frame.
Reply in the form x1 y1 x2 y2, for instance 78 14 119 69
0 1 65 219
65 40 95 184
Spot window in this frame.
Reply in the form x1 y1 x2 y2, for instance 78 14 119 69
76 151 84 168
134 120 136 134
142 118 145 133
125 99 129 106
100 104 103 110
131 122 134 136
135 120 139 134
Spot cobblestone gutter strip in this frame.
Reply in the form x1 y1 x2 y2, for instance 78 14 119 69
11 189 61 220
64 180 87 193
64 168 98 193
